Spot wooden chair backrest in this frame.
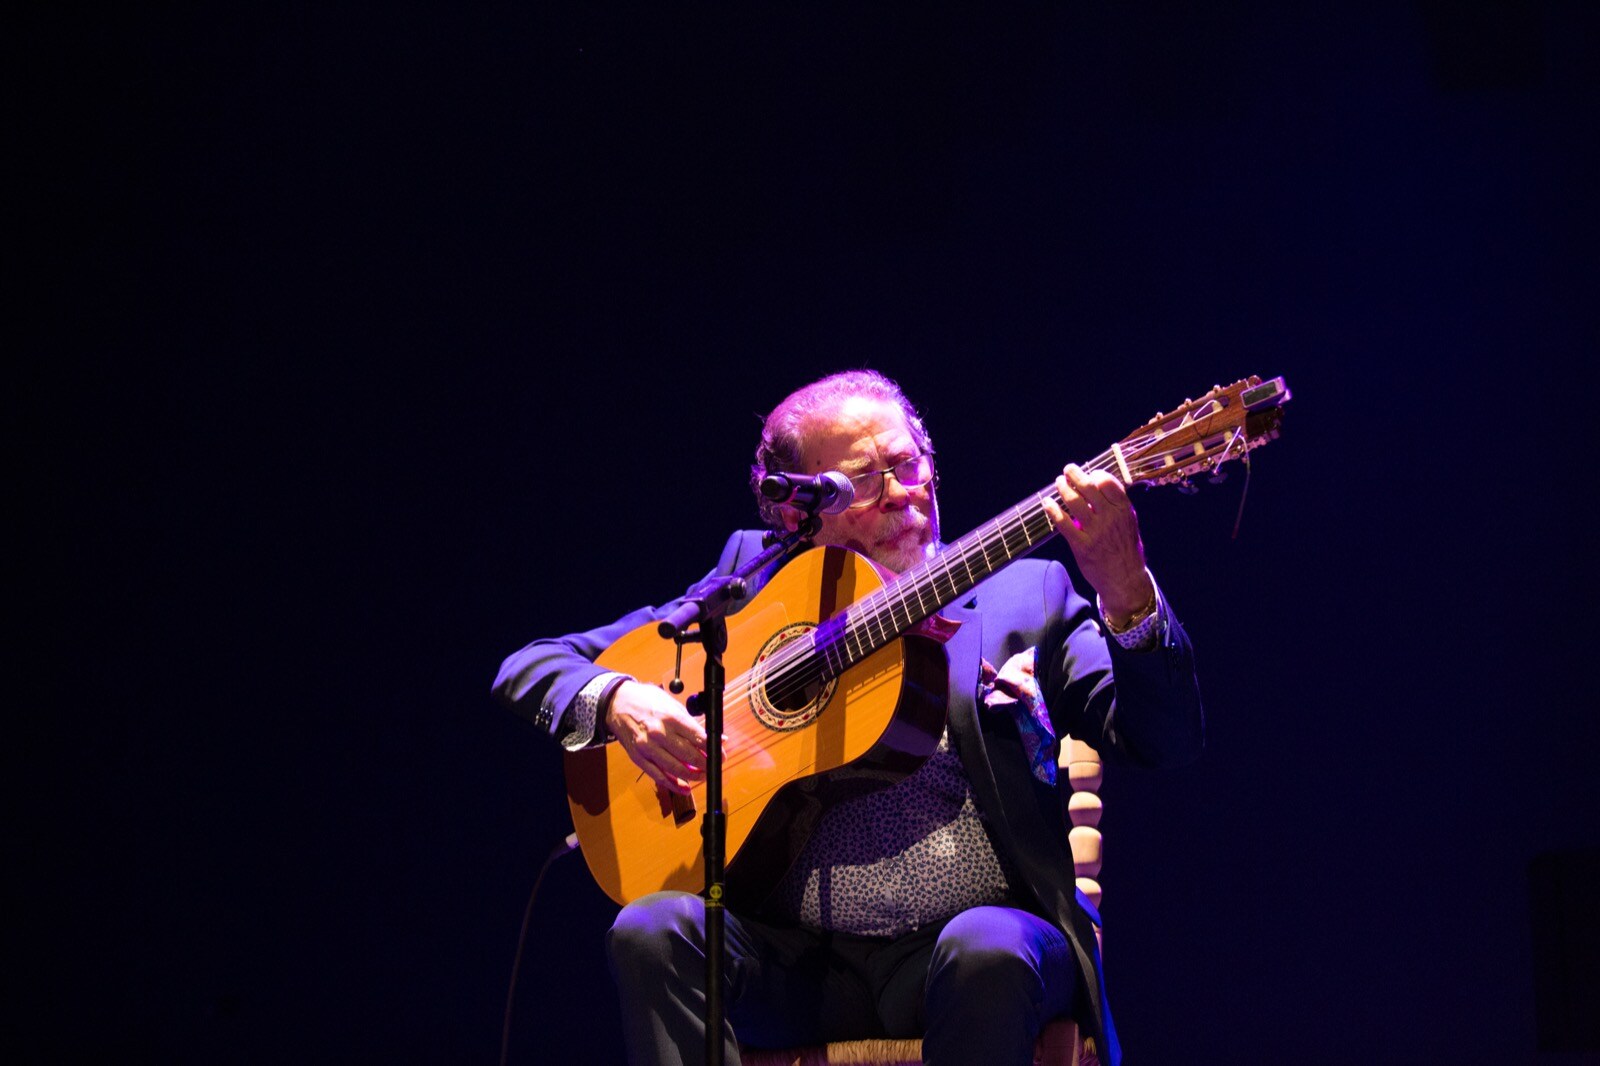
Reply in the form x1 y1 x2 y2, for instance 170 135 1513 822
1062 735 1104 921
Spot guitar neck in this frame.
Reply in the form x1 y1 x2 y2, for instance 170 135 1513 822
815 448 1120 677
812 374 1292 678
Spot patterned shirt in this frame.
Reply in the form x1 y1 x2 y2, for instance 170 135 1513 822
771 728 1015 937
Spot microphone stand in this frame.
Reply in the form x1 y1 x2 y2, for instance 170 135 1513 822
655 518 822 1066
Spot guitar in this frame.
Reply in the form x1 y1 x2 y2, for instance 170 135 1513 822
565 375 1291 906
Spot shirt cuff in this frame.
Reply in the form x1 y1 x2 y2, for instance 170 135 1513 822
559 671 631 751
1097 568 1164 652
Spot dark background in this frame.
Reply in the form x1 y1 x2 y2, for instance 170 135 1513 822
16 3 1599 1063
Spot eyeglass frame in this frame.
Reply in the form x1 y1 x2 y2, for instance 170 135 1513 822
843 451 937 509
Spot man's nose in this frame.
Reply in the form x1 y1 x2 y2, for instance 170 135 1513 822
879 471 912 507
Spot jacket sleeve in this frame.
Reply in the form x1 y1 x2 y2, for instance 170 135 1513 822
1034 559 1205 769
490 531 759 740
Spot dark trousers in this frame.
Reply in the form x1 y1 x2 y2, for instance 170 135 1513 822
606 891 1076 1066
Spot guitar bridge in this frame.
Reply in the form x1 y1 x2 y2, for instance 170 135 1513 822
657 788 697 826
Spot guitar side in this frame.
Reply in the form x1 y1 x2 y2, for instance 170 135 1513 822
564 546 947 906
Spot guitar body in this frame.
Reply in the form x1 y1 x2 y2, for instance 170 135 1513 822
564 545 948 907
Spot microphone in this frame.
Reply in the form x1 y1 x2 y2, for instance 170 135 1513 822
758 470 855 515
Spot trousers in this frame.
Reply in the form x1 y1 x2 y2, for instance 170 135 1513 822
606 891 1076 1066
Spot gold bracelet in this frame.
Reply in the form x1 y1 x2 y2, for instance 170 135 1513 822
1104 590 1157 635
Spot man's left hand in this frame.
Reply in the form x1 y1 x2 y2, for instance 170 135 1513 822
1042 463 1155 628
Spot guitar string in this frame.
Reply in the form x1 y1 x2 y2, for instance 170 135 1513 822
749 445 1126 705
714 408 1252 714
733 482 1087 711
692 486 1071 785
737 426 1248 716
732 428 1236 713
682 413 1259 786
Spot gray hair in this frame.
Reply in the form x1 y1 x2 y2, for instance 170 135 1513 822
750 369 933 529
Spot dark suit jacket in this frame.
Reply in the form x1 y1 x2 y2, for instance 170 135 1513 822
494 530 1205 1065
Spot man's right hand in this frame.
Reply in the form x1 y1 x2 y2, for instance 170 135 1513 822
605 680 708 795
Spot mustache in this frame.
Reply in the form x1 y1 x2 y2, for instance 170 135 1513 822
877 508 929 540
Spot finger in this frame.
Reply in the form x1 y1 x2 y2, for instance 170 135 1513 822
616 712 706 778
662 718 710 763
650 765 695 796
998 657 1035 683
1072 464 1135 513
1090 471 1131 508
1062 463 1097 500
1075 471 1130 516
1045 485 1085 534
1058 470 1096 515
993 659 1038 696
645 748 702 791
665 712 709 744
654 731 708 774
991 675 1028 701
620 737 694 795
654 719 716 780
1042 495 1079 535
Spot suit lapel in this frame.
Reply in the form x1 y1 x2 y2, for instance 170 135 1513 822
940 603 1004 817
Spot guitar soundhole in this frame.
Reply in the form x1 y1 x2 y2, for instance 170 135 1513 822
749 623 835 732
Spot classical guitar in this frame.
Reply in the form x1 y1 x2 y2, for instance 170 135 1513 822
565 376 1291 906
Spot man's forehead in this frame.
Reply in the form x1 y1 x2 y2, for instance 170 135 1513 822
796 395 913 466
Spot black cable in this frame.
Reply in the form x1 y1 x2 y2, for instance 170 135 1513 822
1230 450 1254 540
499 831 581 1066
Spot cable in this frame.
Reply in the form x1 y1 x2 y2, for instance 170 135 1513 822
499 831 581 1066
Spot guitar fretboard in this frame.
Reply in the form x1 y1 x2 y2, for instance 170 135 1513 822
810 449 1119 680
784 374 1288 685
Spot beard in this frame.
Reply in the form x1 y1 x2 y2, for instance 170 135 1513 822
807 491 942 576
851 504 939 575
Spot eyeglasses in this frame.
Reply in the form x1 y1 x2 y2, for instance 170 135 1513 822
845 452 936 509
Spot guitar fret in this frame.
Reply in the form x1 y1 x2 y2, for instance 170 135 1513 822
811 623 834 679
872 597 892 645
881 595 897 640
892 587 912 630
1013 505 1033 547
842 620 863 667
824 481 1088 673
1032 502 1056 542
936 556 960 602
857 599 879 652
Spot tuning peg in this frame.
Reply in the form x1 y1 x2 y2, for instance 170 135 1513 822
1177 480 1199 495
1207 469 1228 484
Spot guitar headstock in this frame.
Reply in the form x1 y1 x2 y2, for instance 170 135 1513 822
1113 376 1291 489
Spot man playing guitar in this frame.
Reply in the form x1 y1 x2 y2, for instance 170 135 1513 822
493 369 1210 1066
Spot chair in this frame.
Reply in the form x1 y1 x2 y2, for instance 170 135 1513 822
740 737 1105 1066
